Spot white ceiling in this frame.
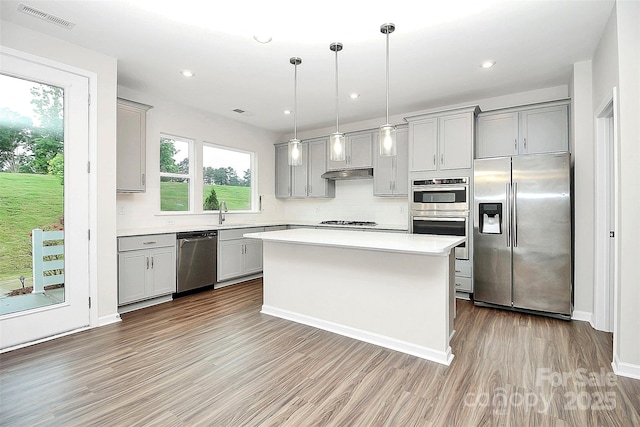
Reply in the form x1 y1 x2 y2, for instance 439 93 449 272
1 0 614 135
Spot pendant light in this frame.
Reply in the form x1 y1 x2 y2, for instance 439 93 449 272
288 57 303 166
329 42 346 162
379 23 396 157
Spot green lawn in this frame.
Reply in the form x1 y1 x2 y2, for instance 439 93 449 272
0 173 64 281
161 181 251 211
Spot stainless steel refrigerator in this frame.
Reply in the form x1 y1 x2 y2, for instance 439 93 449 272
473 152 572 318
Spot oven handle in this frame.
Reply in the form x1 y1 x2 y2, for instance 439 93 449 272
412 186 467 192
413 216 466 222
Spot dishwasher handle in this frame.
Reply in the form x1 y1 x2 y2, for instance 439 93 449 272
178 235 216 248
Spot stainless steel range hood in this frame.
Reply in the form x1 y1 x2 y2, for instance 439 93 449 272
321 168 373 180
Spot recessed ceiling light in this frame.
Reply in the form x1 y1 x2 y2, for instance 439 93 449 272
480 60 496 69
350 93 359 99
284 110 291 115
180 70 195 78
253 34 272 43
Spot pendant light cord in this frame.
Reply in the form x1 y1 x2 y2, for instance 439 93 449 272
385 30 390 124
294 62 298 140
335 47 339 132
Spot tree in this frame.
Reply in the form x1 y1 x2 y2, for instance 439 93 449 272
160 138 179 173
26 84 64 175
212 167 229 185
242 169 251 187
203 166 216 185
48 152 64 184
203 187 219 210
228 167 240 186
0 108 33 172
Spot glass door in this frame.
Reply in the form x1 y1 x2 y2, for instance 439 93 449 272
0 50 90 349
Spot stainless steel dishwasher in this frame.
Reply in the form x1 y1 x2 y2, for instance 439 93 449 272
176 231 218 294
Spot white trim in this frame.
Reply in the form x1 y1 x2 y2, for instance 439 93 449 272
571 310 593 323
0 326 90 354
98 313 122 327
612 355 640 380
592 88 618 333
261 305 454 366
117 294 173 314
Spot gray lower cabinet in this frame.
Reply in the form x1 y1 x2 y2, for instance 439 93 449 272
374 127 408 196
118 233 176 305
454 259 473 293
476 100 569 158
217 227 267 282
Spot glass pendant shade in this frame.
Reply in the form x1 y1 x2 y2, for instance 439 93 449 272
288 138 302 166
330 132 346 161
379 124 397 156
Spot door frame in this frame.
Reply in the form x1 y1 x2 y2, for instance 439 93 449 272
0 46 98 350
593 88 619 333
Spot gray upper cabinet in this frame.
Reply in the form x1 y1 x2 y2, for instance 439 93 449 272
117 98 151 193
406 106 479 172
374 127 408 196
275 138 334 199
327 131 373 170
476 100 569 159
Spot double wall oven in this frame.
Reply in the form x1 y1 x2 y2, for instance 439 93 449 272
411 177 469 260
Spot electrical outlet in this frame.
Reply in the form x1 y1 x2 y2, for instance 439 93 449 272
399 205 406 214
167 219 175 225
119 206 125 215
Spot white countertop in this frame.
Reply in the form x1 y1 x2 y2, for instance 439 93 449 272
244 228 463 256
117 221 408 237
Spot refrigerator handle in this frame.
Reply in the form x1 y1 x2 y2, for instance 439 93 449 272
506 183 511 247
513 182 518 247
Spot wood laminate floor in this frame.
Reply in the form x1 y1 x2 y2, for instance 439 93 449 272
1 279 639 426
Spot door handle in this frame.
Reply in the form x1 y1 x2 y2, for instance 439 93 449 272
440 154 444 165
151 256 154 269
524 138 527 151
433 155 436 166
146 256 149 269
513 182 518 247
514 138 517 152
506 183 511 247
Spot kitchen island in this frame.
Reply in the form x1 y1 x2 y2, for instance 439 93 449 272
244 228 464 365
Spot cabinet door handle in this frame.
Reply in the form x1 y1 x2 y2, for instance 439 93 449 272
151 256 154 269
524 137 527 151
440 154 444 165
143 241 157 245
141 173 146 186
514 138 517 151
433 155 436 166
146 257 149 269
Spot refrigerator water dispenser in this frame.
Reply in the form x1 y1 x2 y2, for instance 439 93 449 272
479 203 502 234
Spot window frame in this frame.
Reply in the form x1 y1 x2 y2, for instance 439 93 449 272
159 133 194 213
201 141 257 213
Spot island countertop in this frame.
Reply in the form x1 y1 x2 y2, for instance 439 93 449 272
244 228 464 256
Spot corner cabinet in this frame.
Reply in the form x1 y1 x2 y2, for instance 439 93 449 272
275 138 335 199
374 127 409 196
118 233 176 305
476 100 569 158
117 98 151 193
326 131 373 170
406 106 479 172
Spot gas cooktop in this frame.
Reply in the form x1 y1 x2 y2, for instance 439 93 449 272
319 220 378 226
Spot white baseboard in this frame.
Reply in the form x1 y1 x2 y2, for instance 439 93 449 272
261 305 454 366
612 355 640 380
98 313 121 327
118 294 173 314
571 310 592 323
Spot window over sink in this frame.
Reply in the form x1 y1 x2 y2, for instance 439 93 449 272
159 135 256 213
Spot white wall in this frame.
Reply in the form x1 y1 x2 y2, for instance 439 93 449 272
613 0 640 375
570 61 594 317
1 21 119 322
116 87 283 231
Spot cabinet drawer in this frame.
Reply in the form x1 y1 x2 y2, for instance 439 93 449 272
454 276 472 292
118 233 176 251
219 227 264 241
454 259 472 277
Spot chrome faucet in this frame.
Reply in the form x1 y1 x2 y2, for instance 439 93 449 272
218 200 228 225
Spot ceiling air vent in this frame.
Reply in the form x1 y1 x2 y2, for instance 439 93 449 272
232 109 246 114
18 3 76 29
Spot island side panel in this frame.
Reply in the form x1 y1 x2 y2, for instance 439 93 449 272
261 240 453 364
